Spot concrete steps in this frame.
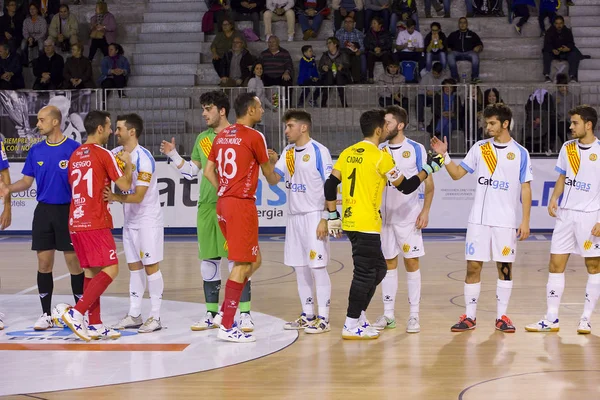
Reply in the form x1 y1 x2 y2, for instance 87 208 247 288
128 75 196 87
107 97 192 110
141 22 202 34
143 12 203 23
569 5 600 16
132 64 199 75
137 32 204 43
147 1 207 12
132 53 201 65
135 42 202 54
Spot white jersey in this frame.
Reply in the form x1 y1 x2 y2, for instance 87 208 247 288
380 138 426 225
112 145 163 229
274 139 333 215
460 138 533 229
555 139 600 212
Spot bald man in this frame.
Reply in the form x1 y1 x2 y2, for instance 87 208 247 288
6 105 83 330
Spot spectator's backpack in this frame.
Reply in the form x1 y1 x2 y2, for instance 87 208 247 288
400 61 419 83
472 0 501 15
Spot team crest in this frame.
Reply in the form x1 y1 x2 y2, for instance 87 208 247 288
402 244 410 253
501 246 513 257
506 152 515 160
355 148 365 154
37 161 44 166
309 250 317 260
58 160 68 169
402 151 411 158
584 240 593 251
302 154 310 162
590 154 597 161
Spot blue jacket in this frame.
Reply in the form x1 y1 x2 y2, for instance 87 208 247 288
512 0 536 7
297 56 319 85
539 0 559 12
99 55 131 85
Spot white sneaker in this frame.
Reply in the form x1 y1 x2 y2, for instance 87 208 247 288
577 318 591 334
525 317 560 332
138 317 162 333
213 311 223 327
284 313 315 330
287 35 294 42
217 322 256 343
304 316 330 334
239 313 254 332
88 324 122 340
0 312 4 330
61 308 91 342
191 311 218 331
372 315 396 330
406 316 420 333
342 324 380 340
111 314 143 330
34 313 54 331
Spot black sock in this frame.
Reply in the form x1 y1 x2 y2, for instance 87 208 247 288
203 280 221 317
71 273 84 304
37 271 53 315
240 280 251 304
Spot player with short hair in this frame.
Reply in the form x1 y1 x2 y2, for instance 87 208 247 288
0 136 11 329
526 105 600 334
431 102 532 333
275 109 334 334
61 110 133 341
372 106 434 334
106 113 165 333
3 106 83 330
160 91 254 333
204 92 280 343
324 109 443 340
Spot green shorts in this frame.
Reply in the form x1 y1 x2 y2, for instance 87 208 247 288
197 203 228 260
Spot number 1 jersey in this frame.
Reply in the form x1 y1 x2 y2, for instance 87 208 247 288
68 143 123 231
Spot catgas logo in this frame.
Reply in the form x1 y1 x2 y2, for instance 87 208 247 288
507 152 515 160
285 181 307 193
590 154 597 161
402 151 411 158
478 177 509 190
302 154 310 162
564 177 591 192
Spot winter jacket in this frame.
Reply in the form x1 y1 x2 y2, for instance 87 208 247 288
0 51 25 89
390 0 416 15
49 14 79 41
376 68 406 97
365 0 391 11
543 25 575 53
22 15 47 42
221 49 255 82
90 12 117 44
33 52 64 86
63 56 95 88
364 28 393 53
298 56 319 84
0 12 24 42
318 50 351 77
99 54 130 85
332 0 364 11
446 29 483 53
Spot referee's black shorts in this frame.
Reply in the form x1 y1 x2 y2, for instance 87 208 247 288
32 202 74 252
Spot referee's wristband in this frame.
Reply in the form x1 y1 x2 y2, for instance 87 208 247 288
443 152 452 166
167 149 184 167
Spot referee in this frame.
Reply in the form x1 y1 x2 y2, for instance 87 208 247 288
324 109 443 340
6 105 83 330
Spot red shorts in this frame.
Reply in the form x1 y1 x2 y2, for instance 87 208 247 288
70 229 118 268
216 197 259 263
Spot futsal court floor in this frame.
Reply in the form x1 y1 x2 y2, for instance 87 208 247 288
1 233 599 400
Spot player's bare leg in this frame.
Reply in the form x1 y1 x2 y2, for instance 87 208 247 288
495 262 515 333
578 257 600 334
451 261 482 332
34 250 56 330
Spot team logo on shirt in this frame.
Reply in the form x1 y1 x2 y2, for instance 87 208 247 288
566 141 580 175
200 137 213 158
302 154 310 162
501 246 514 257
138 172 152 183
310 250 317 260
564 177 591 192
590 154 598 161
139 251 150 259
584 240 593 251
344 207 353 218
506 152 515 160
402 244 411 253
37 161 44 166
402 151 411 158
479 142 497 175
286 148 295 176
73 206 84 219
58 160 69 169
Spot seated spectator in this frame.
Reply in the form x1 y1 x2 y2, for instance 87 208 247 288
512 0 535 35
88 1 116 61
394 18 424 72
297 44 321 107
21 2 47 65
428 78 462 142
39 0 59 24
231 0 264 37
263 0 295 42
364 16 392 83
539 0 558 37
0 42 24 89
297 0 327 41
335 15 367 83
220 37 255 87
424 0 447 18
390 0 418 33
542 16 583 83
0 0 24 55
376 61 406 107
48 4 78 53
424 21 447 72
364 0 391 33
523 88 556 153
99 43 130 91
554 73 577 145
332 0 364 32
259 35 294 91
32 38 63 90
417 61 446 131
63 42 95 89
210 18 244 81
483 87 503 107
447 17 483 84
247 61 275 110
318 37 350 107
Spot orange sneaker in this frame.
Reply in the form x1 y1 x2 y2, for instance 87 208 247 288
495 315 516 333
451 314 476 332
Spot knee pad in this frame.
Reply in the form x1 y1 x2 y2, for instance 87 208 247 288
201 259 221 282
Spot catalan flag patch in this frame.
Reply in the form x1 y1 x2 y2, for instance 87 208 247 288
286 148 295 177
565 141 580 175
480 142 497 175
200 136 213 158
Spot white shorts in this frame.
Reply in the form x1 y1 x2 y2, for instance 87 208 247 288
123 226 164 265
381 223 425 260
550 208 600 257
465 223 517 263
284 211 329 268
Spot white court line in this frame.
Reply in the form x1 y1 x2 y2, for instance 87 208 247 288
0 237 7 241
534 234 547 240
562 303 584 305
15 250 126 295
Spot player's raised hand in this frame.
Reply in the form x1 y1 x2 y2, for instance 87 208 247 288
430 136 448 155
268 149 279 164
591 223 600 237
116 150 131 166
316 218 328 241
517 221 530 241
160 137 176 155
548 197 558 217
422 152 444 175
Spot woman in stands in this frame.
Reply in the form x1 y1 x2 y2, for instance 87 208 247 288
21 2 47 65
99 43 130 96
64 43 95 89
88 1 117 61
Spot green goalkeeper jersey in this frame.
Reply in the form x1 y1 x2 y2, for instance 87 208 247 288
191 129 218 205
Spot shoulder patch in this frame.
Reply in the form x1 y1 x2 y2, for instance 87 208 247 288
200 136 213 158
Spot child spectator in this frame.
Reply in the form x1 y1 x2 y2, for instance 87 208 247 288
375 61 407 107
297 45 321 107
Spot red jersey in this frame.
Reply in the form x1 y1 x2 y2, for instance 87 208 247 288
208 124 269 200
68 144 123 231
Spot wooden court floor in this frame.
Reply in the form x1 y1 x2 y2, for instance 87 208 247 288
1 235 600 399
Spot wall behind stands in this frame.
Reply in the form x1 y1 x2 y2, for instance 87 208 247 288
4 158 560 233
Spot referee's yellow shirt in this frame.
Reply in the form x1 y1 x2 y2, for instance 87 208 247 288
333 141 398 233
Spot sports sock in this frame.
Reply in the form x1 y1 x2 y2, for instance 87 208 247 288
239 279 251 314
221 279 245 329
128 269 146 317
582 273 600 321
407 269 421 317
295 266 315 318
37 271 53 316
344 316 359 329
546 272 565 322
464 282 481 320
70 273 84 304
227 260 234 272
381 269 398 319
312 267 331 320
74 271 113 316
84 277 101 325
147 270 164 320
203 280 221 316
496 279 513 319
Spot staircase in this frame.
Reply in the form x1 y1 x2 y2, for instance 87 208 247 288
569 0 600 84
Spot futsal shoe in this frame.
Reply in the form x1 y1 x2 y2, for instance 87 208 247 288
304 316 331 334
88 324 122 340
342 324 380 340
284 313 315 330
0 312 4 330
450 314 476 332
406 316 421 333
138 317 162 333
62 308 91 342
213 311 223 327
217 322 256 343
112 314 143 330
239 312 255 332
577 318 591 334
191 311 218 331
372 315 396 330
495 315 516 333
34 313 54 331
524 317 559 332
